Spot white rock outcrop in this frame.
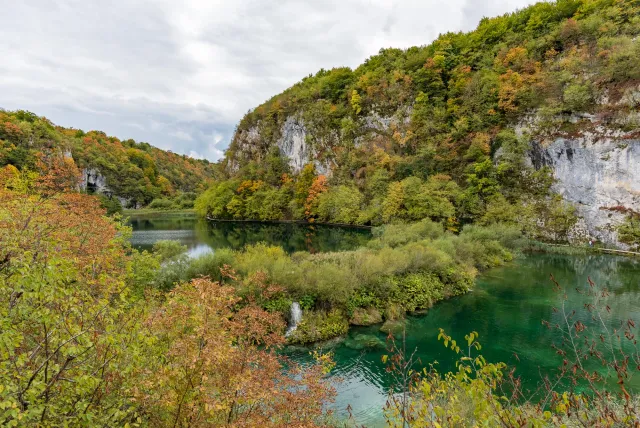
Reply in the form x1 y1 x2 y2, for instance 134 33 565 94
80 168 109 194
530 137 640 247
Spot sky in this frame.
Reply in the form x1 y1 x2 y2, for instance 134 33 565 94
1 0 536 161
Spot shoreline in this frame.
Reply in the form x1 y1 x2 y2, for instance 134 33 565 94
526 241 640 257
123 208 196 216
205 216 373 229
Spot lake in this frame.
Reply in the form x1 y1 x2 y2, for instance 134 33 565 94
128 213 640 427
128 212 372 256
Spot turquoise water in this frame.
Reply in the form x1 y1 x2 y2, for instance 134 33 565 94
286 253 640 426
127 216 640 426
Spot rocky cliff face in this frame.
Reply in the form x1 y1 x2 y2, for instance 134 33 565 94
275 116 325 174
80 168 109 194
80 167 137 208
230 108 411 177
530 135 640 248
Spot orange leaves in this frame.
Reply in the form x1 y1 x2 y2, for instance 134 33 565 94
141 276 334 427
304 174 327 219
1 165 122 285
237 179 264 194
280 172 293 185
35 154 81 195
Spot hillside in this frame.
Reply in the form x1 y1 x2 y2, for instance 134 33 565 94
0 109 217 209
199 0 640 249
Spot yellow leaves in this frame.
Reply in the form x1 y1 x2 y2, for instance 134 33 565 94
501 46 529 69
237 179 264 194
432 54 446 68
350 90 362 115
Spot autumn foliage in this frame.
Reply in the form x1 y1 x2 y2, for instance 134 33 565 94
0 165 335 427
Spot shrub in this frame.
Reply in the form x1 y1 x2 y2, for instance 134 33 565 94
152 239 187 262
288 309 349 344
97 194 123 215
563 82 593 111
618 214 640 250
148 197 175 210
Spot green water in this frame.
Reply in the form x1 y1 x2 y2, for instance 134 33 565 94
127 216 640 427
286 253 640 426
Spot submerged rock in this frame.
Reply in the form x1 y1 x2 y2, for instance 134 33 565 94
349 307 383 326
344 334 385 351
379 319 407 336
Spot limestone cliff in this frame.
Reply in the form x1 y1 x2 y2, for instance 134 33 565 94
530 137 639 247
79 167 138 208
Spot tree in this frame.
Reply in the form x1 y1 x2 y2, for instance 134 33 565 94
0 165 145 426
618 213 640 250
137 275 335 427
304 175 328 221
317 185 364 224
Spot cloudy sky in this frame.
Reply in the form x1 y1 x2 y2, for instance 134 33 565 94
1 0 536 161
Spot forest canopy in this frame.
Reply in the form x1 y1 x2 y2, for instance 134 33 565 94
0 109 217 208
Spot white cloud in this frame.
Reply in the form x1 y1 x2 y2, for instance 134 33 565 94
1 0 536 161
188 150 204 159
171 130 194 141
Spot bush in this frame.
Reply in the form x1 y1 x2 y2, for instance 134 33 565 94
288 309 349 344
185 249 235 282
97 194 123 215
396 273 445 312
563 82 593 111
148 198 175 210
152 240 187 262
618 214 640 250
368 219 445 249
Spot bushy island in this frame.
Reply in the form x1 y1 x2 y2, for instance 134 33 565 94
152 220 522 344
154 220 524 343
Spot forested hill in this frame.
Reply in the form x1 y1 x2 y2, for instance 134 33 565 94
0 110 217 209
199 0 640 248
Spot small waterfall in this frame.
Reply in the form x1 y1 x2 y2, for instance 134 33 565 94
285 302 302 337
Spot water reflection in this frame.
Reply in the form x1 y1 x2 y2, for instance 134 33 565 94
127 213 372 254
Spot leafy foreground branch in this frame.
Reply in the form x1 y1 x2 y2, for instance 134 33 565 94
0 162 335 427
383 277 640 427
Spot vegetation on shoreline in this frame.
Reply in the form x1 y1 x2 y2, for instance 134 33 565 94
124 207 197 217
150 219 523 343
194 0 640 247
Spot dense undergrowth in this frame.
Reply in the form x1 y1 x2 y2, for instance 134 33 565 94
151 219 524 343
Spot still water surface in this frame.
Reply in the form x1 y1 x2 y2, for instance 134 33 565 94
128 212 371 255
128 214 640 427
